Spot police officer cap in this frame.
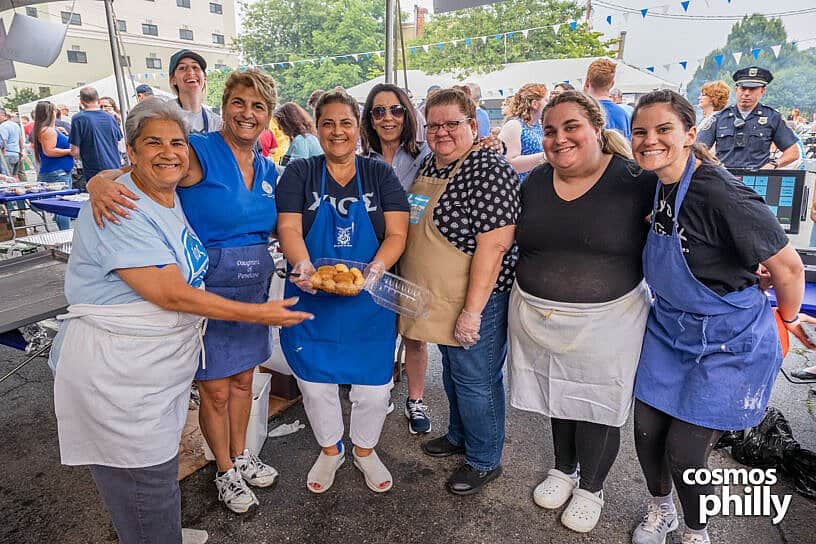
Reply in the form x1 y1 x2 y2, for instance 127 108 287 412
732 66 773 88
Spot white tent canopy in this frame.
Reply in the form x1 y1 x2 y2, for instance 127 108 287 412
17 75 174 119
347 57 679 102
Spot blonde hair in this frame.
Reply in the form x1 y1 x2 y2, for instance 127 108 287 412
221 68 278 113
509 83 548 125
700 80 731 112
542 90 632 159
586 59 617 91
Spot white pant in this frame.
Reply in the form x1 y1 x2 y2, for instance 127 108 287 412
297 378 392 449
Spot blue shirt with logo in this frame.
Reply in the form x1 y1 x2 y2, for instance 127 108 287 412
178 132 279 248
65 173 208 305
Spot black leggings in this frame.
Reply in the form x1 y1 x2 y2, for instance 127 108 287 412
551 418 621 493
634 400 723 530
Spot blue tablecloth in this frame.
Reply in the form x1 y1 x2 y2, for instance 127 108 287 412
0 189 79 204
30 197 83 219
768 283 816 317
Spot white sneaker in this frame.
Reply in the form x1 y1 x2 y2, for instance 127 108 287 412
181 528 208 544
214 467 259 514
680 531 711 544
632 500 679 544
233 449 279 487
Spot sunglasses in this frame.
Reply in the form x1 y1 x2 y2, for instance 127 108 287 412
370 104 406 120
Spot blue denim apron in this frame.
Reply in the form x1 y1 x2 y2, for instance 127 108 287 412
279 159 396 385
634 153 782 431
194 243 274 381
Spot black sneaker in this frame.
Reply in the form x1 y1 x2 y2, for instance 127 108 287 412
422 435 465 457
446 463 503 496
405 398 432 434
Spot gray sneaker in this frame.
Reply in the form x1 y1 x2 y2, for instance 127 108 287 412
632 501 679 544
214 467 259 514
680 531 711 544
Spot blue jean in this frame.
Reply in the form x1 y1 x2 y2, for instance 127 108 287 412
39 169 72 230
438 290 509 471
89 454 181 544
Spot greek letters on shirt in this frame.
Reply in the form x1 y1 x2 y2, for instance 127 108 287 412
306 192 378 215
654 197 689 254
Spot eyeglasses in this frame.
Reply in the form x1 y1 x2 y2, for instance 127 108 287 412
425 118 472 134
370 105 406 120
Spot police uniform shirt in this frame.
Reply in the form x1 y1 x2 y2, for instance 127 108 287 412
697 103 797 169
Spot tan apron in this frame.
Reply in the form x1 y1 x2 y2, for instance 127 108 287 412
398 147 478 346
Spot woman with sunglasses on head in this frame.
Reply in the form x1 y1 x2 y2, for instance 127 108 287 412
273 102 323 167
361 84 434 434
630 90 812 544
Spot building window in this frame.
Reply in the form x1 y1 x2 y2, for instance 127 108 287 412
25 7 37 17
61 12 82 25
120 55 131 67
209 2 223 14
179 29 194 41
214 63 227 70
67 50 87 64
117 20 127 32
146 57 162 70
38 86 50 96
212 33 224 45
177 0 191 7
142 23 158 36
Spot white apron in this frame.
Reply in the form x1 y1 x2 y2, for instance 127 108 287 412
507 281 651 427
52 300 205 468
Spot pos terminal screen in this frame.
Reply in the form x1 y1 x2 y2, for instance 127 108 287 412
727 169 806 234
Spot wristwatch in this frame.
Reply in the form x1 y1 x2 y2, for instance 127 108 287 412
768 158 779 168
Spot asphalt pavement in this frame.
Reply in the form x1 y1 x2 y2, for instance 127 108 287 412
1 341 814 544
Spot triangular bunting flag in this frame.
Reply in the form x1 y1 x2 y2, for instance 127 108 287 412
622 13 631 23
507 32 513 40
495 33 502 41
569 21 578 30
422 44 430 52
465 38 472 47
480 36 487 44
352 54 359 60
641 8 649 18
521 30 528 39
679 61 688 70
662 63 671 72
498 89 504 96
437 43 444 50
658 5 670 14
714 54 723 67
733 51 742 64
751 47 760 60
552 24 561 34
681 1 690 11
771 45 782 58
646 66 655 73
606 15 613 25
409 47 416 55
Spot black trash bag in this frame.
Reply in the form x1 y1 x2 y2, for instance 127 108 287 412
714 430 743 450
783 448 816 500
730 407 798 468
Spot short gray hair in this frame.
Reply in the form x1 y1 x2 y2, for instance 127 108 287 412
124 97 189 149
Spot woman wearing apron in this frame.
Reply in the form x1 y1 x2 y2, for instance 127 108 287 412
499 83 548 182
85 70 284 514
400 88 520 495
52 99 310 544
277 88 409 494
629 90 813 544
506 91 654 533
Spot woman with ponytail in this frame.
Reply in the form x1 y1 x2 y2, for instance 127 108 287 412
629 89 813 544
506 91 657 533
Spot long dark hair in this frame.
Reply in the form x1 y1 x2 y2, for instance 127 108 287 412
273 102 315 140
32 101 56 165
361 83 419 158
632 89 718 164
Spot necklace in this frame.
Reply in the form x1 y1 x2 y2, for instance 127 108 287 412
661 181 679 202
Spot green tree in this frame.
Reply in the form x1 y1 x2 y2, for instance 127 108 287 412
407 0 613 77
687 14 815 113
234 0 385 105
206 68 231 110
3 87 45 112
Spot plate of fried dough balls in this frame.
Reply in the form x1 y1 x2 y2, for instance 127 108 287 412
310 260 366 296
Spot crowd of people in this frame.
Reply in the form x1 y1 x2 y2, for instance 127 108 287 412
33 46 816 544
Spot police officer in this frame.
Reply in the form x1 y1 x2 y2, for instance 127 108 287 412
697 66 799 169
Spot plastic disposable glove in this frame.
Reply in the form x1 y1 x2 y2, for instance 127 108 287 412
291 260 317 294
363 260 386 290
454 309 482 349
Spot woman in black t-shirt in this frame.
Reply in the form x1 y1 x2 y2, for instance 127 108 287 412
630 90 813 544
507 91 655 534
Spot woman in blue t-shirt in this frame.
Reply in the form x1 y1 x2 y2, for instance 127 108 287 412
32 101 74 229
273 102 323 167
87 70 285 515
276 88 409 495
